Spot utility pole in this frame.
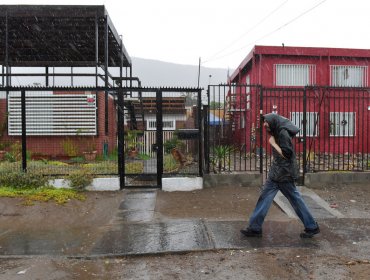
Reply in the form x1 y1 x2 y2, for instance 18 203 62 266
197 57 201 88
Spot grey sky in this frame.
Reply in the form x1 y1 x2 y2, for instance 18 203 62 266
2 0 370 69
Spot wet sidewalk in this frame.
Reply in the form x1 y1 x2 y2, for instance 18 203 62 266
1 188 370 257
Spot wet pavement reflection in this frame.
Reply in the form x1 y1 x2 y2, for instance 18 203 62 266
1 189 370 257
0 228 92 255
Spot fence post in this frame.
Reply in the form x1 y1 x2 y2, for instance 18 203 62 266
197 89 203 176
203 104 209 174
21 89 27 172
117 87 125 189
302 87 307 184
206 85 210 174
259 86 263 174
156 89 163 188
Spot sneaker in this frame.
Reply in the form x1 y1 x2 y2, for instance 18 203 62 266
300 223 320 238
240 228 262 237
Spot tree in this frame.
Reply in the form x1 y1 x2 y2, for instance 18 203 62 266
210 101 223 109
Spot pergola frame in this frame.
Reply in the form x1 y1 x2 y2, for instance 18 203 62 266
0 5 133 133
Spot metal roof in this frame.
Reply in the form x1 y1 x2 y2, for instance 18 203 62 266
0 5 131 67
230 45 370 82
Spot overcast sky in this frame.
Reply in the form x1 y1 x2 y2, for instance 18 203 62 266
3 0 370 69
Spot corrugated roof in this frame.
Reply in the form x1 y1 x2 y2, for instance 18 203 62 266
0 5 131 67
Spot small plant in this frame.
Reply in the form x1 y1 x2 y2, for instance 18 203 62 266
70 156 85 163
0 187 86 205
211 145 235 173
6 141 22 162
164 134 184 154
61 138 79 157
65 169 93 191
125 130 143 159
138 153 151 160
164 154 178 172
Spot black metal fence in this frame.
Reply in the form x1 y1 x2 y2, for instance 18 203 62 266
0 87 119 178
0 86 204 189
206 85 370 176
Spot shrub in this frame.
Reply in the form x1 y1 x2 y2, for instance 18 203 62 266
163 135 184 154
0 171 49 189
65 169 93 191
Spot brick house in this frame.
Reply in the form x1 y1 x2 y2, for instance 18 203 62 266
0 90 116 159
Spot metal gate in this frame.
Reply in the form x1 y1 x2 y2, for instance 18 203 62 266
119 87 203 188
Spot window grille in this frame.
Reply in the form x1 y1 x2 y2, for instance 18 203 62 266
275 64 316 86
8 92 97 136
147 119 175 130
290 112 319 137
329 112 355 137
330 65 368 87
245 76 251 110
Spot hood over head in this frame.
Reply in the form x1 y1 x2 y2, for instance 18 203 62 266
262 113 300 137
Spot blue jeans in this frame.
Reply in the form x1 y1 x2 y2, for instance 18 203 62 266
248 179 317 231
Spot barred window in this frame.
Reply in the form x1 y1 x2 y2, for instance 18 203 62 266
245 75 251 109
8 92 97 136
275 64 316 86
290 112 319 137
330 112 355 137
330 65 368 87
147 119 175 130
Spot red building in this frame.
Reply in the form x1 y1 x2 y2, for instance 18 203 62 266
227 45 370 155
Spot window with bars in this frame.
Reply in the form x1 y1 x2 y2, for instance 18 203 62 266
290 112 319 137
329 112 355 137
274 64 316 86
147 119 175 130
7 92 97 136
245 75 250 109
330 65 368 87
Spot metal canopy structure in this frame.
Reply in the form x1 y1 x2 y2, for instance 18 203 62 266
0 5 131 67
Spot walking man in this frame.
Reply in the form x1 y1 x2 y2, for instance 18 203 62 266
241 113 320 238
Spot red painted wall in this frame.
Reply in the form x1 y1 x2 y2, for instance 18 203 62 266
229 46 370 154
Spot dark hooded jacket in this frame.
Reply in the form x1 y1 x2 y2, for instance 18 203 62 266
263 113 300 182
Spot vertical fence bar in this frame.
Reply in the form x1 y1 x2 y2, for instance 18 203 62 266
117 87 125 189
104 16 109 135
197 89 203 176
156 89 163 188
302 87 307 181
204 101 209 174
21 89 27 172
259 86 263 174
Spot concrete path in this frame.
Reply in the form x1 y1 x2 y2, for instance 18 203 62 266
1 188 369 258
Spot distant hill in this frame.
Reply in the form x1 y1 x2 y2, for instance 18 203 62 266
131 57 230 89
5 58 230 89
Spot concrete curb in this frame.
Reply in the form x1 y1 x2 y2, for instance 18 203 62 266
305 172 370 188
203 173 262 188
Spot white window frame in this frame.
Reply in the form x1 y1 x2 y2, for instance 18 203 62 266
245 75 251 109
330 112 355 137
290 112 319 137
330 65 368 87
274 64 316 86
146 118 175 131
240 112 245 129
